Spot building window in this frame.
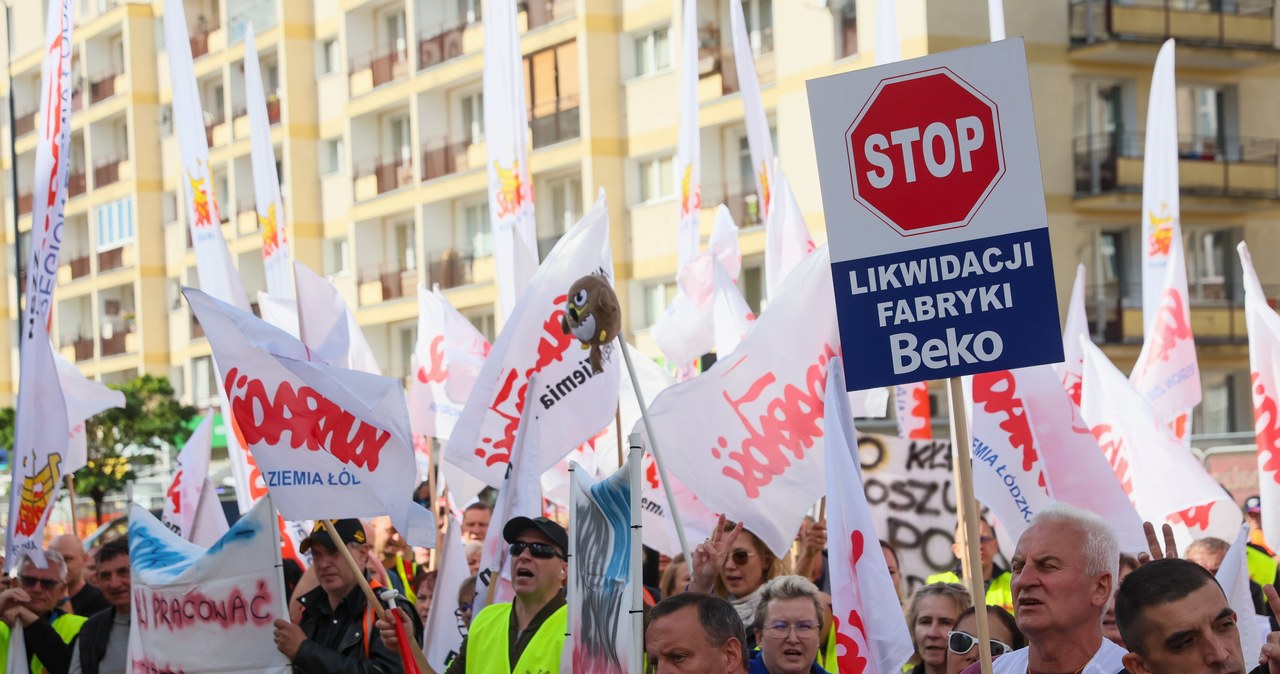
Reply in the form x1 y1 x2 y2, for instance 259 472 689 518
325 237 349 275
1096 229 1133 304
836 0 857 59
398 325 416 380
320 39 339 74
638 156 674 203
465 310 495 343
633 26 671 78
463 201 492 257
94 197 135 251
642 281 676 328
741 264 764 314
541 174 582 246
393 221 417 272
1175 84 1238 160
321 138 344 175
192 355 217 407
1184 227 1242 302
1196 371 1249 435
743 0 774 55
459 0 482 24
461 92 484 144
162 192 178 224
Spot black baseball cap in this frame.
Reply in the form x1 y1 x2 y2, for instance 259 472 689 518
299 518 368 553
503 516 568 555
1245 495 1262 513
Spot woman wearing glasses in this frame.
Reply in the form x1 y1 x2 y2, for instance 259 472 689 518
944 604 1024 674
747 575 830 673
690 516 788 649
906 583 973 674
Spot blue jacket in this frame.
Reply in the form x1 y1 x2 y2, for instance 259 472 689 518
748 650 831 674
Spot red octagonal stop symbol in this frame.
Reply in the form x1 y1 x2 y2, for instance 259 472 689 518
846 67 1004 236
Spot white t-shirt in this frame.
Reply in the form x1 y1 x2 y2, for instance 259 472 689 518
963 638 1128 674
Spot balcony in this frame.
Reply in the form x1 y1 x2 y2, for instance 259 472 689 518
704 180 764 229
63 334 95 362
89 67 122 104
418 23 467 70
236 198 259 235
97 246 125 272
99 322 133 357
697 27 739 98
94 156 125 188
71 86 84 113
1070 0 1278 67
17 191 33 216
1085 280 1278 345
530 95 580 149
190 19 219 60
350 47 410 95
66 253 91 280
13 108 37 137
353 156 414 200
67 170 87 199
358 264 415 304
523 0 574 30
191 312 205 339
838 10 858 59
1074 132 1280 209
426 248 475 289
204 109 226 147
267 96 281 125
421 136 474 181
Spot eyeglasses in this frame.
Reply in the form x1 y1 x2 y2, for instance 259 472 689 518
728 549 758 566
978 535 996 544
453 603 473 619
765 620 819 638
509 541 565 560
17 575 61 591
947 631 1013 657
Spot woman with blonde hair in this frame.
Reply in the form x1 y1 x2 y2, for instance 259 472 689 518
690 516 788 649
905 582 972 674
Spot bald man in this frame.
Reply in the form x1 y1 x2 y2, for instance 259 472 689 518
50 535 110 617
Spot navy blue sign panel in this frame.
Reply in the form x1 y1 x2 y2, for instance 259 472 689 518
830 229 1061 388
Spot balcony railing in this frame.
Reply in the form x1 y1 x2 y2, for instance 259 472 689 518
704 180 764 229
94 157 124 188
698 26 740 97
1069 0 1277 50
1084 280 1279 345
351 47 410 90
426 248 476 290
89 67 121 104
530 95 580 149
190 18 219 59
421 136 472 181
359 264 414 302
355 156 414 197
99 322 132 357
97 246 124 272
267 97 281 125
65 334 94 362
67 170 87 198
204 109 225 147
17 191 33 216
67 253 91 280
191 312 205 339
418 23 467 70
13 108 37 137
71 86 84 113
523 0 574 30
1074 131 1280 200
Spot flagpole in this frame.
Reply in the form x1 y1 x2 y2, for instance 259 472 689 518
627 433 644 674
63 475 78 537
426 443 439 571
266 496 290 621
617 339 692 563
947 377 993 674
565 462 577 665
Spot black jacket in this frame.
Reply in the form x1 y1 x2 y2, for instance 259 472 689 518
293 583 421 674
75 607 118 674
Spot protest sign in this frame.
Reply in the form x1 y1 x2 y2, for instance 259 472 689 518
807 38 1061 390
568 456 637 674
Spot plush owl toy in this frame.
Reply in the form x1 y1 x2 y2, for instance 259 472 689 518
561 274 621 374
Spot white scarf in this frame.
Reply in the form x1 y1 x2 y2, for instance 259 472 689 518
730 585 766 626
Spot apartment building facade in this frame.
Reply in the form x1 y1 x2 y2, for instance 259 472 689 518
1 0 1278 474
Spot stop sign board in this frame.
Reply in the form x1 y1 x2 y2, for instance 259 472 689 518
808 39 1062 390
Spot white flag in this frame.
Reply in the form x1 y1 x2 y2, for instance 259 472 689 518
54 350 124 474
484 0 538 318
1133 39 1200 432
424 514 470 671
729 0 775 222
642 247 838 555
764 159 817 299
409 285 491 441
184 288 436 547
473 383 544 616
6 0 74 572
1058 263 1088 406
127 498 289 674
712 262 755 356
256 290 300 338
189 476 231 547
893 383 931 440
1080 339 1239 547
446 191 618 488
5 622 28 673
824 359 915 674
294 260 381 375
161 414 215 544
675 0 701 270
1218 525 1262 667
875 0 901 65
244 24 292 301
654 205 743 365
1238 241 1280 550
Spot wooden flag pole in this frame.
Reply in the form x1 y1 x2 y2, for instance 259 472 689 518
63 475 78 537
426 443 440 571
614 405 624 470
947 377 993 674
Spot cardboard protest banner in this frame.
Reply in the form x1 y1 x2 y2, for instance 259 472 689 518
127 498 289 673
568 456 637 674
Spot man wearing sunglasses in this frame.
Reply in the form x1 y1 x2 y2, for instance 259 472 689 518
438 515 568 674
0 549 88 673
926 517 1014 614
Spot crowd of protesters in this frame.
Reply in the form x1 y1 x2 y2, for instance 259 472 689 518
1 491 1277 674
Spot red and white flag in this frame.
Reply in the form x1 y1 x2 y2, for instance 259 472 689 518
424 514 470 671
763 159 817 299
408 285 491 441
1132 39 1199 437
675 0 701 269
653 205 742 365
1218 525 1263 665
1237 241 1280 549
824 358 915 674
893 383 931 440
161 414 214 543
472 380 544 615
712 262 755 356
446 190 618 488
1058 263 1088 406
54 351 124 473
244 24 292 303
484 0 538 318
641 247 838 555
5 0 75 572
184 288 436 547
1081 339 1238 547
294 260 381 375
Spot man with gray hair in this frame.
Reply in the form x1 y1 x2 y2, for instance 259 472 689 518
0 549 90 672
749 575 829 674
646 592 750 673
964 503 1125 674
